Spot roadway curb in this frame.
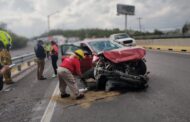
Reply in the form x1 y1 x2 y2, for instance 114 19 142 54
141 45 190 53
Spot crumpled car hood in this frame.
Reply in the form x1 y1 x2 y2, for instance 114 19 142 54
103 46 146 63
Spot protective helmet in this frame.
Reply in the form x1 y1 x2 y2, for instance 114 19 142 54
74 49 85 59
0 30 12 49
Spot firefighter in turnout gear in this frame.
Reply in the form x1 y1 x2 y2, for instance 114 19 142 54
0 30 13 85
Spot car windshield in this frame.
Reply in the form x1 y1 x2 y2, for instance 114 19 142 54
115 33 129 39
88 40 124 53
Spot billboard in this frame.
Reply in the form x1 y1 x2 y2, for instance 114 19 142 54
117 4 135 15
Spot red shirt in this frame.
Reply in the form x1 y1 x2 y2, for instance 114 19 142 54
60 57 82 76
51 44 59 56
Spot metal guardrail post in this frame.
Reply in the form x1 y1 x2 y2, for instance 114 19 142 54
11 53 36 71
18 65 21 71
27 61 31 66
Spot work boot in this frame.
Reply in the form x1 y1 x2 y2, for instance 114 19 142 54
38 77 47 80
5 81 14 85
39 78 47 80
61 93 70 98
76 94 85 100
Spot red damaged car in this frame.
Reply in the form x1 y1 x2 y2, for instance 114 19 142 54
61 38 149 90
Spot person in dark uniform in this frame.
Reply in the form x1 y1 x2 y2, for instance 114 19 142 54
34 40 46 80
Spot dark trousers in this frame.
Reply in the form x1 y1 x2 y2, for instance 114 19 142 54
51 55 58 75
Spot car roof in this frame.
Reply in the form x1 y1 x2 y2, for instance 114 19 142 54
111 33 128 36
81 38 109 43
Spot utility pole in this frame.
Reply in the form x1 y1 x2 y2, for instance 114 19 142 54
125 15 128 32
47 15 50 32
137 17 142 32
47 11 60 32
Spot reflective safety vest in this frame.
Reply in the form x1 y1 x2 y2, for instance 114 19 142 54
45 44 51 51
0 30 12 66
0 30 12 48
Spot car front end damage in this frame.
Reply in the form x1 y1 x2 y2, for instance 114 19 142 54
93 47 149 90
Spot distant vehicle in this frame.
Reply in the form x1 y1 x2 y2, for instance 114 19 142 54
109 33 136 46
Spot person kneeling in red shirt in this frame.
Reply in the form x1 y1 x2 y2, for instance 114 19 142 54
57 49 85 100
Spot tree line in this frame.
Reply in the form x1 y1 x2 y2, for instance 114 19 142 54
39 28 124 40
34 22 189 40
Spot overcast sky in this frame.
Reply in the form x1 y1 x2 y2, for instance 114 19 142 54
0 0 190 37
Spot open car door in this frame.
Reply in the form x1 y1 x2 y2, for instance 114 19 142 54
60 44 93 74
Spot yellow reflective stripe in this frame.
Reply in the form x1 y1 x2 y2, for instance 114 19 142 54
0 31 7 46
5 31 12 44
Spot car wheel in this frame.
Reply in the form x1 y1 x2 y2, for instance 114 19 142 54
131 60 147 75
96 76 107 90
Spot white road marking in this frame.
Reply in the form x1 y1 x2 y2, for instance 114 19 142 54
40 82 59 122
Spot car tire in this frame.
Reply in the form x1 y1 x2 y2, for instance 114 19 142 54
138 60 147 75
96 76 107 90
132 60 147 75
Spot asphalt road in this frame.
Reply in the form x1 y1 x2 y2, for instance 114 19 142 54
0 61 57 122
0 50 190 122
51 50 190 122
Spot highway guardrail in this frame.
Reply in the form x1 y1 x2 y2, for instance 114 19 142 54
11 53 36 73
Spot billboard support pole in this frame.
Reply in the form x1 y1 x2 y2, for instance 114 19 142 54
117 4 135 33
125 14 127 32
